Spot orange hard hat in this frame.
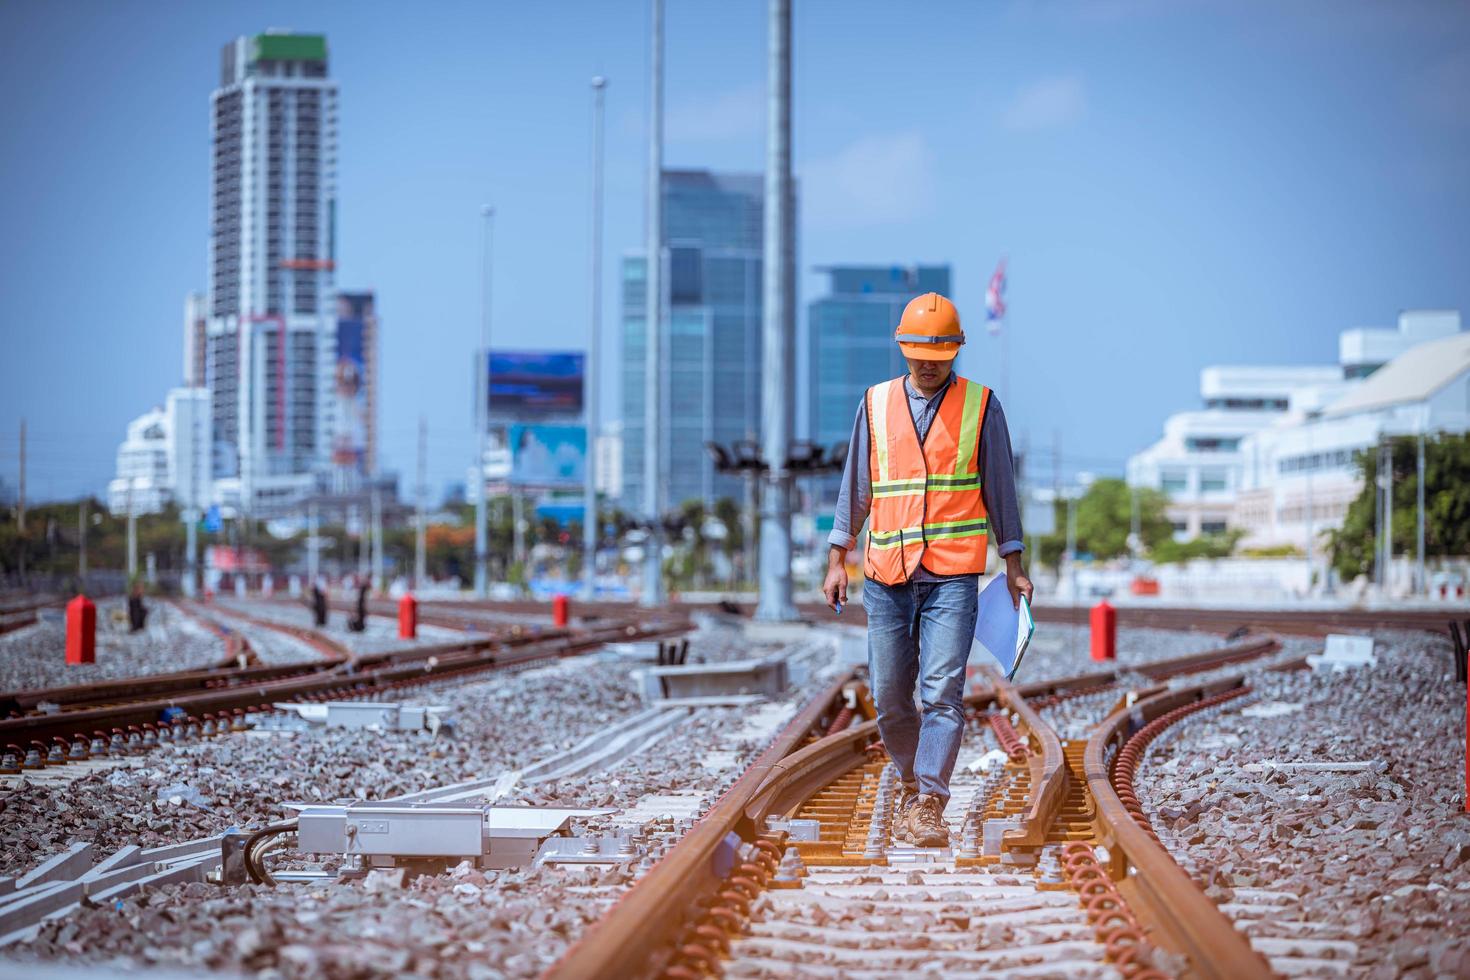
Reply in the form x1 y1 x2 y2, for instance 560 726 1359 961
895 292 964 361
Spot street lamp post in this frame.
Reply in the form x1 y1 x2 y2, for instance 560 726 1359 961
641 0 666 608
583 75 607 601
474 205 495 598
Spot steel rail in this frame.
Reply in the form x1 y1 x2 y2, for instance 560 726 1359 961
0 616 689 747
547 632 1297 979
544 669 860 980
1085 675 1273 979
985 666 1068 852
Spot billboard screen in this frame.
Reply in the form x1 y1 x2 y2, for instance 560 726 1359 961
509 424 586 488
333 318 368 470
488 350 584 419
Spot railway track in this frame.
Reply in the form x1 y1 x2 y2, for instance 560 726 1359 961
0 604 689 766
547 636 1300 979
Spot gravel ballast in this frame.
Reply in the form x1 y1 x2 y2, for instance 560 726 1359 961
1134 629 1470 978
0 600 233 691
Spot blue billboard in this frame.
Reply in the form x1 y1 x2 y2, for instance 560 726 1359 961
333 317 368 470
509 424 586 488
488 350 584 419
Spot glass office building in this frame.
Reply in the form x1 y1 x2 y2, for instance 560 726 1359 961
621 170 768 512
807 265 952 506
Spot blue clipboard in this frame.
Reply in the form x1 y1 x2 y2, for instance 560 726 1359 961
973 574 1036 681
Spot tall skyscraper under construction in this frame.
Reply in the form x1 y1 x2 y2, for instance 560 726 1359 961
205 32 338 514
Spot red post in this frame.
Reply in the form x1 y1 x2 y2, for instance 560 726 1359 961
66 595 96 665
1090 600 1116 662
398 594 418 639
552 593 570 628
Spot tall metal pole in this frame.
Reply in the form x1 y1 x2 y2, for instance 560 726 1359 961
584 75 608 601
1416 420 1427 596
1304 421 1314 594
474 205 495 598
1375 440 1387 593
126 478 138 581
307 501 319 587
641 0 666 607
370 487 383 593
416 416 428 589
78 500 88 585
755 0 797 621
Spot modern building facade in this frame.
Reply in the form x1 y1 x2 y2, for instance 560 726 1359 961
1234 312 1466 561
205 32 338 515
108 388 212 517
1129 310 1464 546
620 170 768 511
1127 365 1347 538
807 265 951 505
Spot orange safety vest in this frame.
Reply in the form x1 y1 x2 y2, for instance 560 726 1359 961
864 375 991 585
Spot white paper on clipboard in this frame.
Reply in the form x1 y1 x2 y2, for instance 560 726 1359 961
972 574 1036 680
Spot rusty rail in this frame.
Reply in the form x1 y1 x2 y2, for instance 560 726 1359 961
1085 675 1273 979
545 670 859 980
985 665 1068 851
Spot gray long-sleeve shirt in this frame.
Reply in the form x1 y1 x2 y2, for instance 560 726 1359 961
829 374 1024 579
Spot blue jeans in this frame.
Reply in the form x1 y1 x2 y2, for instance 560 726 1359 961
865 576 978 804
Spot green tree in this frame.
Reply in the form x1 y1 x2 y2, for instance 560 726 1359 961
1328 433 1470 582
1035 478 1174 568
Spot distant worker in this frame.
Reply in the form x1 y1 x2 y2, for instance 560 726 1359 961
348 578 369 633
127 581 148 633
310 580 328 628
822 292 1033 848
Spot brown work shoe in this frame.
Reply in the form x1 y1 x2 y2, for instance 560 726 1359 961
891 782 920 843
904 793 949 847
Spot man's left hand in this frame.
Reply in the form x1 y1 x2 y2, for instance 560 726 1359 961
1004 554 1034 610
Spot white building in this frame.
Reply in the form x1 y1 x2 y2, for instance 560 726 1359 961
1236 315 1468 555
205 32 338 516
1130 310 1463 544
108 388 213 516
1126 365 1344 538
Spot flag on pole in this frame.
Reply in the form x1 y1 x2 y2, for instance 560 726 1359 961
985 257 1007 335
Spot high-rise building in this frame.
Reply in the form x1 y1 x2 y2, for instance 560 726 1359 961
332 291 378 482
621 170 767 511
183 292 207 387
806 265 951 505
205 32 337 515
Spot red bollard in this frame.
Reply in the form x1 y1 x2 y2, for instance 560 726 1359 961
1090 600 1116 662
66 595 96 665
552 593 570 628
398 593 418 639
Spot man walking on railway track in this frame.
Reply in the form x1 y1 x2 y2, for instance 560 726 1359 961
822 291 1033 848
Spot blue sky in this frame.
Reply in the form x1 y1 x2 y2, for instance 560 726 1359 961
2 0 1467 502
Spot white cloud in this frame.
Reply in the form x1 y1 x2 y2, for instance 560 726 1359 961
799 131 935 230
666 83 765 143
1000 75 1087 131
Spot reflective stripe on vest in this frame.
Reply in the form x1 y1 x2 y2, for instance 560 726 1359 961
863 375 991 585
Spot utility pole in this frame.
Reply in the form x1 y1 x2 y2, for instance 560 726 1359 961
416 416 428 589
307 501 319 587
370 488 384 593
78 499 88 584
1304 420 1315 595
1416 420 1427 596
584 75 608 601
126 478 138 581
16 418 25 534
755 0 797 621
474 205 495 598
1382 439 1393 595
641 0 666 608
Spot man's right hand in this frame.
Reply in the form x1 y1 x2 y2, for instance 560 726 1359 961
822 546 848 611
